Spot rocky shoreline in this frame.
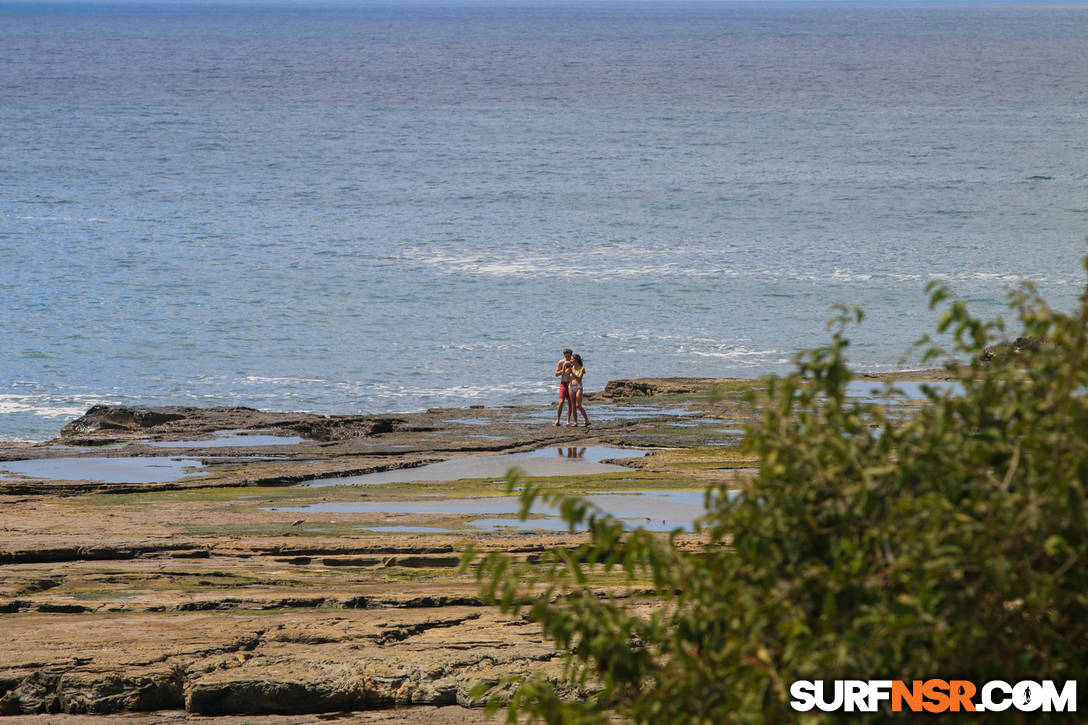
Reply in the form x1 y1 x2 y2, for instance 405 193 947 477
0 373 949 720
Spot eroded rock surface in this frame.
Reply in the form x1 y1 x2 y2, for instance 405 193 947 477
0 377 848 718
59 405 404 444
0 607 557 716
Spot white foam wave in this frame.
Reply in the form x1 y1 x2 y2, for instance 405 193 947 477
400 246 734 281
9 215 107 223
402 247 1066 286
690 347 782 361
242 375 329 385
783 269 873 282
367 380 554 400
0 394 116 419
438 342 517 352
928 272 1050 283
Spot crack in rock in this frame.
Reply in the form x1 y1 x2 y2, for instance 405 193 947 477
375 613 482 645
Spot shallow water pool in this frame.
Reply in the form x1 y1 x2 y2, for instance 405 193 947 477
278 489 721 532
306 446 648 486
0 456 208 484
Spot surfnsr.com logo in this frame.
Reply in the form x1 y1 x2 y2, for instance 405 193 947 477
790 680 1077 713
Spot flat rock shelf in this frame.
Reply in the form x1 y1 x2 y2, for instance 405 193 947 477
0 373 949 718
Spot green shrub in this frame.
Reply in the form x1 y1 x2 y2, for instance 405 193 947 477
473 268 1088 723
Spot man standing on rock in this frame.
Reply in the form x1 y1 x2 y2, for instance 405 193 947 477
554 348 575 427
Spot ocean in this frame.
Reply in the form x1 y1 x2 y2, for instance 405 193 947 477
3 0 1088 441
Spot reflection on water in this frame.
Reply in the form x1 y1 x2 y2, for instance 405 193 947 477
0 456 208 483
306 445 648 486
512 445 649 463
276 489 731 532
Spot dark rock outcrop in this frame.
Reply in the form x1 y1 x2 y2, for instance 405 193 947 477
602 378 701 398
603 380 658 397
60 406 191 435
284 416 400 442
981 336 1044 364
58 405 403 443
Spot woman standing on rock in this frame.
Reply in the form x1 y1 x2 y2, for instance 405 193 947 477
569 354 589 427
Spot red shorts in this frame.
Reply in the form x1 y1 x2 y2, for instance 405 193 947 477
559 382 571 401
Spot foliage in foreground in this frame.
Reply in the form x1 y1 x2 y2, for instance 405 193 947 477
473 270 1088 723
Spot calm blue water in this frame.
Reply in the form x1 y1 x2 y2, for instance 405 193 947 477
4 0 1088 441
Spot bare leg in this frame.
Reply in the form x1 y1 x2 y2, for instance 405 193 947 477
554 390 568 426
576 390 589 426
